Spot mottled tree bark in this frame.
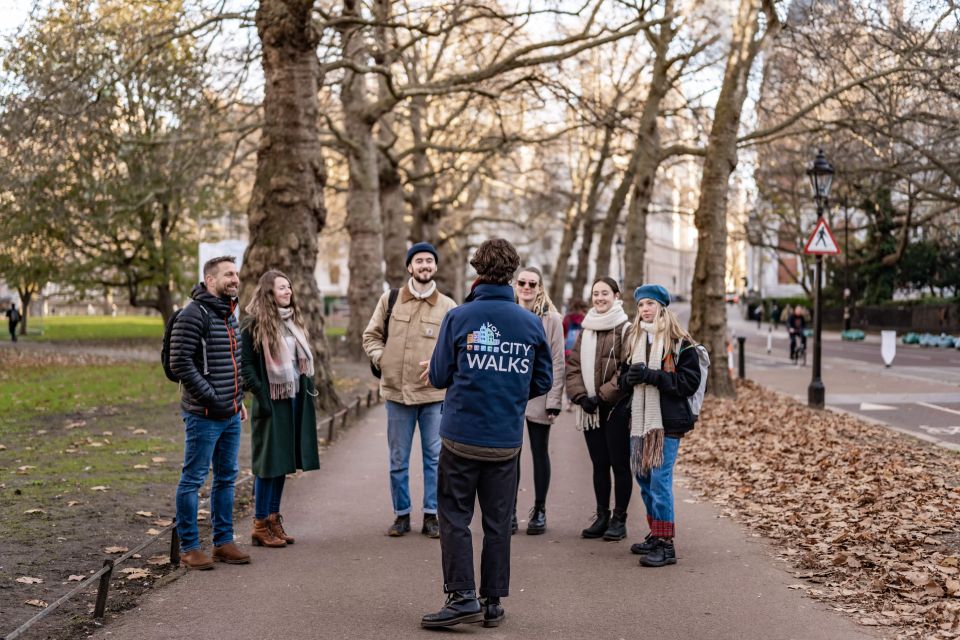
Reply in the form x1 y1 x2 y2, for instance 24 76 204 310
341 0 385 358
242 0 339 411
379 151 408 288
689 0 781 398
549 199 583 305
570 125 614 301
622 183 648 316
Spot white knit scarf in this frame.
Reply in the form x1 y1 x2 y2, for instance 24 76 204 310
262 307 315 400
576 300 629 431
629 319 666 475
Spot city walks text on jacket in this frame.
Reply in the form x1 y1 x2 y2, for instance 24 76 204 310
170 283 244 419
429 283 553 449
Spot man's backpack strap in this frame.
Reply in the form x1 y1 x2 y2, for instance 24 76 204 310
383 288 400 344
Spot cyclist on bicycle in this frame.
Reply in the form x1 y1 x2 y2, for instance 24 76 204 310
786 305 807 362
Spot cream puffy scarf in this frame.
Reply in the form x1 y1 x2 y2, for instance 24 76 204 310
262 307 315 400
629 320 666 475
576 300 629 431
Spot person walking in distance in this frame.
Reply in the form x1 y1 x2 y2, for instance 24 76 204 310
6 302 20 342
363 242 457 538
620 285 702 568
240 270 321 548
421 239 553 629
170 256 249 569
565 277 633 541
513 266 565 535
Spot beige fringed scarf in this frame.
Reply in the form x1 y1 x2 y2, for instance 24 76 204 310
576 300 629 431
262 307 315 400
629 320 666 475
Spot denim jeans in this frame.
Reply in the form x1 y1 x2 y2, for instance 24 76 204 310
386 400 441 515
636 436 680 538
176 411 241 552
254 475 286 520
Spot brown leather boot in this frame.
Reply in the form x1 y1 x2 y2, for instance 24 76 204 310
180 549 214 570
251 519 286 548
268 513 295 545
213 541 252 564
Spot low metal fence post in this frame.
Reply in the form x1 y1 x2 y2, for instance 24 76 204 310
93 559 114 619
169 522 180 567
737 336 746 379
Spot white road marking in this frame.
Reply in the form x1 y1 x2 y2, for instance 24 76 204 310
859 403 896 411
919 425 960 436
917 402 960 417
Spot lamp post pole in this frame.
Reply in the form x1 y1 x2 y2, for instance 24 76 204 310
843 198 851 332
806 149 833 410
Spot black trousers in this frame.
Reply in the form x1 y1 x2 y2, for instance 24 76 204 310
582 399 632 512
438 446 517 598
515 419 551 507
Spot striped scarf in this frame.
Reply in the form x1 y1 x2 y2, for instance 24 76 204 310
262 307 315 400
629 320 665 475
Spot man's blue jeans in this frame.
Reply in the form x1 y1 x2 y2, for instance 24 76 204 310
636 435 680 538
386 400 441 516
176 411 241 552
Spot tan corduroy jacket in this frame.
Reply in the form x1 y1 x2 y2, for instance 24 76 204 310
362 284 457 405
525 310 565 424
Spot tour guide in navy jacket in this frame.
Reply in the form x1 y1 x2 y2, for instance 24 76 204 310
422 238 552 630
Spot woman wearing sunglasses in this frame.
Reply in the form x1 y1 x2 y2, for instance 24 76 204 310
512 267 565 535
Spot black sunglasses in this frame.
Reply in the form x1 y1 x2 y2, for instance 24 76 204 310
516 280 539 288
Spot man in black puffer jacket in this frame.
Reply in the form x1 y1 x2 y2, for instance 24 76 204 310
170 256 249 570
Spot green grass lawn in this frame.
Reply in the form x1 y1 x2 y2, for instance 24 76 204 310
28 315 164 342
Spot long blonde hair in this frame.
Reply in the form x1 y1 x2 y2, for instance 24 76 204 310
628 302 694 356
515 266 558 317
243 270 309 359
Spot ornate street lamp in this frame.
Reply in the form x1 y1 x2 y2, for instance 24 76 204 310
806 149 834 409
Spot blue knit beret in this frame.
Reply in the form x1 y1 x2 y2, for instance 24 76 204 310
633 284 670 307
406 242 438 266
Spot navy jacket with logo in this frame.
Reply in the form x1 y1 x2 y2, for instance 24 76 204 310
429 283 553 449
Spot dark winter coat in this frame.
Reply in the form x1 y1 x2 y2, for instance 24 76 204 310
640 339 702 437
169 283 244 419
428 284 553 449
240 322 320 478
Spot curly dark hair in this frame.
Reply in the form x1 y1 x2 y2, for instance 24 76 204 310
470 239 520 285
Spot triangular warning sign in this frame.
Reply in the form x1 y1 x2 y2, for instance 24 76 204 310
803 219 841 255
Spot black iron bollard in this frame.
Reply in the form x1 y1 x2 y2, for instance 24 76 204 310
737 336 746 379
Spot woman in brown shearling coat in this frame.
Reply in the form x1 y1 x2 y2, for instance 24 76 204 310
565 276 632 541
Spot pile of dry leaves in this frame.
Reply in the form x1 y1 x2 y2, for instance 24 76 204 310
682 381 960 639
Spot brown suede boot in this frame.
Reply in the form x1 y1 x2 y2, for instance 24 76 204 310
213 541 252 564
180 549 214 570
251 519 286 548
268 513 295 545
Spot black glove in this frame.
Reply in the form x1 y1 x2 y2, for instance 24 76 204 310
617 362 631 389
578 395 599 415
546 408 561 417
625 362 652 386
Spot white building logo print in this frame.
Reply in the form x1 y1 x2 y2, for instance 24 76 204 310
466 322 532 373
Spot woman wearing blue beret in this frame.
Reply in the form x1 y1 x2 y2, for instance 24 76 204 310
620 284 702 567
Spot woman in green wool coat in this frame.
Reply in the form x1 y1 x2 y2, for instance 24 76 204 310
240 270 320 549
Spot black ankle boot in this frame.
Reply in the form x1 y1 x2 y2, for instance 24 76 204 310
603 509 627 541
421 590 483 628
581 506 610 539
481 596 504 628
630 532 657 555
526 503 546 535
639 538 677 567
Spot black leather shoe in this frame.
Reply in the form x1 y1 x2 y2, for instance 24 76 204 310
387 515 411 537
481 597 504 628
511 511 518 535
526 504 546 535
581 507 610 539
421 514 440 539
639 538 677 567
630 533 657 555
421 591 483 628
603 509 627 541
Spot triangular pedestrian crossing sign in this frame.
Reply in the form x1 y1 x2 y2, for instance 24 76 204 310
803 219 841 255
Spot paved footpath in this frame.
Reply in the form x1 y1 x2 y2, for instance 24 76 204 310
96 406 879 640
